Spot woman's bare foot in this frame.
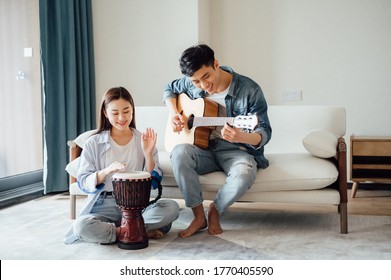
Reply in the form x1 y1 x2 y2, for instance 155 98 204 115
147 229 164 239
178 217 207 238
208 203 223 235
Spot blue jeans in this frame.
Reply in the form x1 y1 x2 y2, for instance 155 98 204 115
73 196 179 244
170 139 257 214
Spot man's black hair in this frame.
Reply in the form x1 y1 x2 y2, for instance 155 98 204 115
179 44 215 77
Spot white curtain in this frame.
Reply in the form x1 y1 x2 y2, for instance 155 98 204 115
0 0 42 178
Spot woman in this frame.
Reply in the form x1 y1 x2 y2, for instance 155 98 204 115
64 86 179 245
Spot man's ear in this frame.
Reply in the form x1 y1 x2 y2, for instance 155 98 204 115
214 59 219 69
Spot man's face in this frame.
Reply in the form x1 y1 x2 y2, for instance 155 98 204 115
190 60 219 94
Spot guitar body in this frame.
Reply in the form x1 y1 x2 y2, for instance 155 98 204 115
165 94 218 152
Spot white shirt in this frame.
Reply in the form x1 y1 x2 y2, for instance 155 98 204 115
206 84 230 139
105 135 139 191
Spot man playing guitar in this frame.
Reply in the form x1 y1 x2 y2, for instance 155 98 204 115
163 44 272 238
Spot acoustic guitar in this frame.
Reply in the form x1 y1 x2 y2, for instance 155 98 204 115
164 94 258 152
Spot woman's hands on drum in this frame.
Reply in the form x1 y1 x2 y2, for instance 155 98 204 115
141 127 157 155
105 161 126 175
97 161 125 185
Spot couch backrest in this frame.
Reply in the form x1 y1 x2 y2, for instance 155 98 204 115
135 106 169 151
135 105 346 154
266 106 346 154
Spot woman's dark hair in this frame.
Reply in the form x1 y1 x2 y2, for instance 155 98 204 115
96 86 136 133
179 44 215 77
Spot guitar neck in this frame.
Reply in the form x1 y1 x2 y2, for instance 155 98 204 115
192 117 234 128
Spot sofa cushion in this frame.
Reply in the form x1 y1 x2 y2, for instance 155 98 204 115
65 158 79 178
159 151 338 192
302 129 338 158
266 106 346 154
74 129 96 148
69 182 85 195
67 129 97 149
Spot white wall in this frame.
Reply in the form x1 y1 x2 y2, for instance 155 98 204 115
208 0 391 141
92 0 199 106
92 0 391 156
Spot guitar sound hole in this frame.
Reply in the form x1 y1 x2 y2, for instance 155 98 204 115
188 114 194 129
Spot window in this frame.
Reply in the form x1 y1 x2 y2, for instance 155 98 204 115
0 0 43 207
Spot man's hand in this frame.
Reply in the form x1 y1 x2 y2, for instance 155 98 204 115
221 122 262 145
172 113 185 133
221 122 242 143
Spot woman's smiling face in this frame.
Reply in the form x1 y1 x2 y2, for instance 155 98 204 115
104 98 133 131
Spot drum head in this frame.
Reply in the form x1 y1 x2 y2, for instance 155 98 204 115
112 171 151 180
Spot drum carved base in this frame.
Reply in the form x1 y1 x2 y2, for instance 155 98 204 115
118 208 148 250
112 171 162 250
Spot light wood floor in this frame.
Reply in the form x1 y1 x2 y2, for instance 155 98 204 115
346 188 391 216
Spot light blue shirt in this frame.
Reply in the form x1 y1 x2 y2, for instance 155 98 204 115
64 128 162 244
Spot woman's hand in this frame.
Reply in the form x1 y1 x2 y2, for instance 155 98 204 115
97 161 125 184
104 161 126 175
141 127 157 155
142 127 157 172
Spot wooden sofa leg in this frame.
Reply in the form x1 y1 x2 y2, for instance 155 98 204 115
339 202 348 234
70 194 76 220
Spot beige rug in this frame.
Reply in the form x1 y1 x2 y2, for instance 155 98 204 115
0 193 390 260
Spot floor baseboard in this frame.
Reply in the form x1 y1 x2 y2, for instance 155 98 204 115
0 182 44 209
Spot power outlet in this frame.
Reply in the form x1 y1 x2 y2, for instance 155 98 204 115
24 47 33 57
282 90 302 101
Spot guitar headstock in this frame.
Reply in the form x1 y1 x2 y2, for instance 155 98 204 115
233 115 258 131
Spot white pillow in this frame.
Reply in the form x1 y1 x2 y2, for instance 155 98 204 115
65 130 96 178
65 158 79 178
302 129 338 158
74 129 96 148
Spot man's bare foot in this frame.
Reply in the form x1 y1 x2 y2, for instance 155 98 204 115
178 204 208 238
147 229 164 239
208 203 223 235
178 218 207 238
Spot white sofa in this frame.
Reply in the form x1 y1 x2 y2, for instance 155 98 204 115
67 105 348 233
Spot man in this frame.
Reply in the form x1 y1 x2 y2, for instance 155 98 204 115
163 44 271 238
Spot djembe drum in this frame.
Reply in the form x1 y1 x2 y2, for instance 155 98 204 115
112 171 162 250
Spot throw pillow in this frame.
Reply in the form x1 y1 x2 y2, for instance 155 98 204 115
74 129 96 148
65 157 79 178
302 129 338 158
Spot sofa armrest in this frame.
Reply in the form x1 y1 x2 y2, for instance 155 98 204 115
337 137 348 233
69 145 82 185
337 137 347 203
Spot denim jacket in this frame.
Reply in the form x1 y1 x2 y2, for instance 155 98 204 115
163 66 272 168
